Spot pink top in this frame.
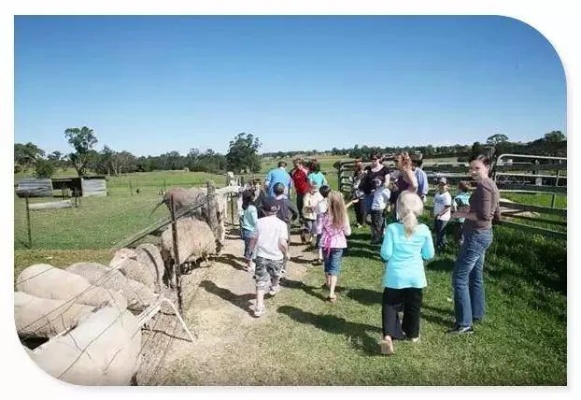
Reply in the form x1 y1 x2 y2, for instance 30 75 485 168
320 213 352 253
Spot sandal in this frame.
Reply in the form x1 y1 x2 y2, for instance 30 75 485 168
325 295 337 303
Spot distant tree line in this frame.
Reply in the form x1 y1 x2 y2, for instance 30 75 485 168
14 129 565 179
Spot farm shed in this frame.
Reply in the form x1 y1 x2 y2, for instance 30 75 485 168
15 179 53 198
51 176 108 197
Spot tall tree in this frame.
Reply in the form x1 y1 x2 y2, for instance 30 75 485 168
14 142 45 171
64 126 98 176
486 134 509 146
226 133 262 173
544 130 566 142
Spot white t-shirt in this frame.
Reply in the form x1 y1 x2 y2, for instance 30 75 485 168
433 191 452 221
254 215 289 260
315 198 328 216
371 187 391 211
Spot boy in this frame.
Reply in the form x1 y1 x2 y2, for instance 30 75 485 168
273 182 299 273
433 177 452 253
248 197 289 317
370 178 391 244
452 180 471 245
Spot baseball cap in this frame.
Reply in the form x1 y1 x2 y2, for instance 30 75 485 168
438 177 448 184
262 197 279 213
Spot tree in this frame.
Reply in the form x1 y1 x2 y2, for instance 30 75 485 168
544 130 566 143
34 158 56 178
226 133 262 173
64 126 98 176
486 134 509 146
14 142 45 172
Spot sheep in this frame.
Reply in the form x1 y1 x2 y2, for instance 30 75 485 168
14 291 96 339
66 262 156 312
149 186 227 245
160 217 219 286
15 264 127 311
109 243 166 293
27 306 142 386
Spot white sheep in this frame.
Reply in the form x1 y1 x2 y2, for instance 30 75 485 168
16 264 127 310
27 306 142 386
160 217 218 286
66 262 157 312
109 243 166 292
14 291 96 339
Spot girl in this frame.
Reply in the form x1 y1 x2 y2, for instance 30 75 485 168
319 191 352 303
302 181 323 246
379 191 434 355
314 185 332 265
240 189 258 272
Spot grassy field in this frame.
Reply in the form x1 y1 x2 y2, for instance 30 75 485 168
12 163 567 385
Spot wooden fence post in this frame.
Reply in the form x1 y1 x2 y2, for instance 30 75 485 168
129 180 133 196
169 197 183 315
25 194 32 248
206 181 219 239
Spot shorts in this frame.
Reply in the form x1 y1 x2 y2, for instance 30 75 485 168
242 228 256 260
254 256 285 290
323 248 344 276
303 219 316 235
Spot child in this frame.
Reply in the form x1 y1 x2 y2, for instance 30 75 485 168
240 189 258 272
248 197 289 317
379 191 435 355
370 178 391 245
452 180 471 245
319 191 352 302
273 182 299 274
433 177 452 253
314 185 332 265
302 181 323 247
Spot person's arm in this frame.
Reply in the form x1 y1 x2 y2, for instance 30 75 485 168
278 224 289 256
344 213 352 236
249 206 258 227
404 169 418 192
248 226 259 253
380 226 394 262
421 227 435 260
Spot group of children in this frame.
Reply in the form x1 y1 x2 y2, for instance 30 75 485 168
236 174 474 356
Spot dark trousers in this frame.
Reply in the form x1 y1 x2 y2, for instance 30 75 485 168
354 197 366 225
382 287 423 339
370 210 385 243
296 193 305 222
434 218 449 250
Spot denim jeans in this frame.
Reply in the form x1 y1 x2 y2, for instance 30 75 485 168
452 228 493 327
323 248 344 276
241 228 256 260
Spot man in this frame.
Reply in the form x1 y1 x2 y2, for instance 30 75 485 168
289 158 310 222
248 197 289 318
264 161 293 199
412 158 429 202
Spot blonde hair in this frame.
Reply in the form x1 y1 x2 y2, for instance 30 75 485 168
327 191 347 230
395 152 412 170
397 191 424 237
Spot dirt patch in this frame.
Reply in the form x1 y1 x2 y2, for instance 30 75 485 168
135 228 315 385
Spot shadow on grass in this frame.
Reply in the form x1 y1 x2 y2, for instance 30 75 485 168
199 280 254 314
277 305 382 356
421 304 455 328
425 257 455 272
280 278 328 301
346 288 381 305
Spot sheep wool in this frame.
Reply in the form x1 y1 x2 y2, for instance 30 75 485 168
16 264 127 310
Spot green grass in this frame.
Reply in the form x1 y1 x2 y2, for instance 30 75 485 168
164 217 566 385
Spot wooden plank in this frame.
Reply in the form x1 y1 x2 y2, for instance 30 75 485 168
29 200 74 210
499 200 566 217
495 183 567 194
503 213 567 226
495 164 567 172
498 220 567 240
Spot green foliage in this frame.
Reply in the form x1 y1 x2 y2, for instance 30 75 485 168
33 158 56 178
226 132 262 173
64 126 98 177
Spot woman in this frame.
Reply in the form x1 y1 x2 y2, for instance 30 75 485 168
360 153 390 220
307 161 328 188
351 159 366 227
390 152 418 216
379 191 434 355
448 155 500 334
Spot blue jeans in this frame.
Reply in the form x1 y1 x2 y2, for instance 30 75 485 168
323 248 344 276
242 228 255 260
453 228 493 327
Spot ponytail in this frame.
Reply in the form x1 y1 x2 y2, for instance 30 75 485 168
396 191 423 237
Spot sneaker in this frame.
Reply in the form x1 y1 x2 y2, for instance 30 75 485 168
447 325 473 335
253 306 266 318
408 336 420 343
269 285 281 296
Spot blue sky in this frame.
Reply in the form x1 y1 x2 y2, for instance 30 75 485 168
14 15 566 157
